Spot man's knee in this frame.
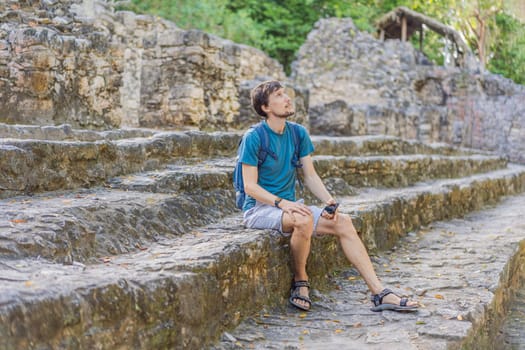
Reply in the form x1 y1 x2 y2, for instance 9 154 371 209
292 213 314 238
335 214 358 238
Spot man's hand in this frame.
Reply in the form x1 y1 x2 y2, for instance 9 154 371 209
321 199 338 220
279 199 312 217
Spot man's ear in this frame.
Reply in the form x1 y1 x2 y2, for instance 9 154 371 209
261 104 270 114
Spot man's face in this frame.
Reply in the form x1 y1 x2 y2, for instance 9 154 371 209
265 88 295 118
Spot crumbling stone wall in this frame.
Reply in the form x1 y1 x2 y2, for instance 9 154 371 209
292 18 525 164
0 0 123 129
0 0 304 131
112 11 292 130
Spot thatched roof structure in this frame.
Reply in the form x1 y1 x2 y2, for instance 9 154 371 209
376 7 472 66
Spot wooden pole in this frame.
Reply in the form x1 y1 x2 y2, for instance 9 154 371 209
419 26 423 51
401 15 407 41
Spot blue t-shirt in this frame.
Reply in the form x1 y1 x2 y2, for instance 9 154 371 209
238 121 315 211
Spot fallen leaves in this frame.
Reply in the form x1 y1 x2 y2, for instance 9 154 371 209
434 294 445 300
440 230 456 237
10 219 27 224
191 230 203 238
135 243 148 251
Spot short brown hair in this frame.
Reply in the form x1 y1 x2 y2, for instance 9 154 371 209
250 80 283 118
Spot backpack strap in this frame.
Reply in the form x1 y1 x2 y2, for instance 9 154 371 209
254 122 277 166
287 121 303 169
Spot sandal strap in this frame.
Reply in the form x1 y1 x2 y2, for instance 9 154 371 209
292 280 310 289
292 294 311 304
400 297 408 307
371 288 394 306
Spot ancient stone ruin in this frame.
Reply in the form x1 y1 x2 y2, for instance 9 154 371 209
1 1 525 349
0 0 306 130
292 17 525 164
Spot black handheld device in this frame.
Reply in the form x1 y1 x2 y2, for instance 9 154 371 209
323 203 339 215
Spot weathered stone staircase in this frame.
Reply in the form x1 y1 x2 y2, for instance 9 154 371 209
1 123 525 349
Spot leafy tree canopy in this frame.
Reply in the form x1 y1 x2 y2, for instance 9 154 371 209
119 0 525 84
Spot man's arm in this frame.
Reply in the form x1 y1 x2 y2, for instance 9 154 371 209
300 155 336 205
242 164 279 206
243 163 312 216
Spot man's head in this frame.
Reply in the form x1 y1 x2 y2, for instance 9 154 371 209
251 80 294 119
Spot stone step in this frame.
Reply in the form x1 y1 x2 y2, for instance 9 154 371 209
0 123 156 141
310 135 481 157
0 130 483 198
107 153 506 195
311 153 506 189
0 187 237 263
0 123 481 156
1 165 524 349
212 194 525 350
0 131 239 199
106 158 234 193
0 154 510 263
497 289 525 349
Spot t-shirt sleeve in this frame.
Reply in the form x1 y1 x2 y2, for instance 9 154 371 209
239 130 260 166
298 124 315 158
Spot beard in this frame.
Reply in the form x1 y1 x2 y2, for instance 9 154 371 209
275 110 295 119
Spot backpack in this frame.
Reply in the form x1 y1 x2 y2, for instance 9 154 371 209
233 121 303 210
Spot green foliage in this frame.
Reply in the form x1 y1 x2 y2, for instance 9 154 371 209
488 12 525 84
118 0 265 48
319 1 384 33
118 0 525 84
226 0 327 73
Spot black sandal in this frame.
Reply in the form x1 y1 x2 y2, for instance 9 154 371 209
371 288 418 312
289 280 312 311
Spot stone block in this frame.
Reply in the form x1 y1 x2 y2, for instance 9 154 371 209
414 78 446 105
157 30 185 47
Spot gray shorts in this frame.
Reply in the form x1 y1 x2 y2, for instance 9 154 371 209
243 199 323 235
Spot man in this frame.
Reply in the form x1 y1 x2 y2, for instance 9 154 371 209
239 80 418 312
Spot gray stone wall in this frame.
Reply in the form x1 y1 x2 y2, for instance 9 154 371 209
112 13 288 130
292 17 525 164
0 0 301 131
0 0 123 129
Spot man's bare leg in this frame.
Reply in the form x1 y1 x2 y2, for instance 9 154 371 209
283 212 314 310
317 214 418 307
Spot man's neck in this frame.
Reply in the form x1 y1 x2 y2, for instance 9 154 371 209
265 115 286 134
